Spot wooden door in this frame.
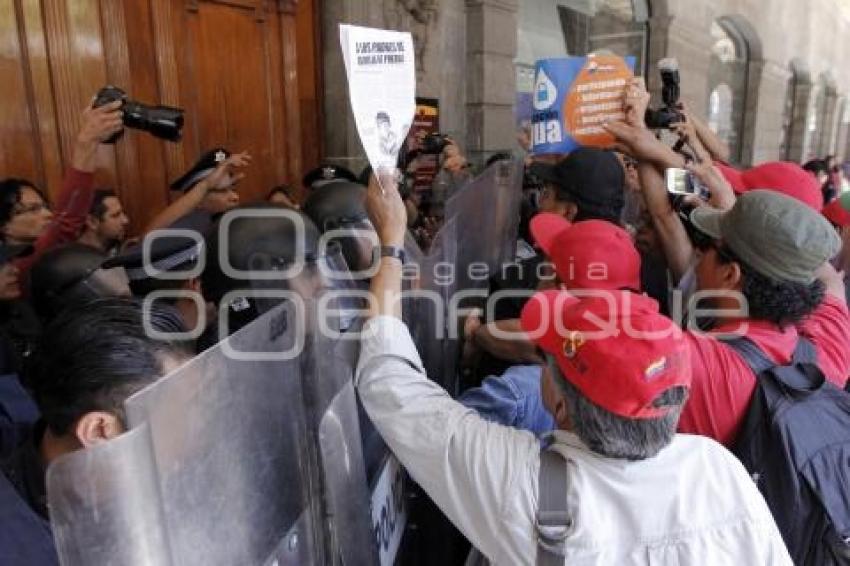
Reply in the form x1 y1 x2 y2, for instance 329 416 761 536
0 0 321 234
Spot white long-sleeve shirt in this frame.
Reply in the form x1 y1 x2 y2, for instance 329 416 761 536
355 316 792 566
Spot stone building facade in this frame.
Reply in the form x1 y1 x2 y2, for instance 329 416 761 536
322 0 850 169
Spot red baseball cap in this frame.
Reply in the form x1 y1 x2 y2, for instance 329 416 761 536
529 213 641 291
520 290 691 419
719 161 823 211
822 192 850 228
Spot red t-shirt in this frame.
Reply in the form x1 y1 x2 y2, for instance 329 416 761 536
678 295 850 446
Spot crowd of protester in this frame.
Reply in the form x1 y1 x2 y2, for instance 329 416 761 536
1 73 850 566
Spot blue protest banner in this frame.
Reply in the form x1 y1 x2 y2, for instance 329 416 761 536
532 55 636 154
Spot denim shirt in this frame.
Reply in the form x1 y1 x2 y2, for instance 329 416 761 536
459 365 554 436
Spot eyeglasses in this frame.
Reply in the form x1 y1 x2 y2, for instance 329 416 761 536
13 202 50 216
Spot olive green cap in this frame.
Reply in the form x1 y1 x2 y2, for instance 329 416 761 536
690 190 840 284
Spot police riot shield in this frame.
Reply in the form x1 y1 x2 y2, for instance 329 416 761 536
302 297 382 566
444 158 523 295
237 249 382 565
406 216 458 393
47 425 172 566
47 300 321 566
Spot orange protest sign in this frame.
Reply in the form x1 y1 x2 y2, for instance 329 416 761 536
563 55 633 148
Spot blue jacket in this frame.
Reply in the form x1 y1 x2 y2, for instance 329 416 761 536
459 365 554 436
0 471 57 566
0 374 39 459
0 421 57 566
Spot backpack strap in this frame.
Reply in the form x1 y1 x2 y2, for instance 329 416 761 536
722 336 824 395
721 336 776 375
536 435 570 566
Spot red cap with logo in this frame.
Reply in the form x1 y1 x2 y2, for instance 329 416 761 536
520 290 691 419
529 213 641 291
717 161 823 211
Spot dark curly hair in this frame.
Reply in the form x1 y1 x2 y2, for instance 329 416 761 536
716 243 825 327
0 178 46 232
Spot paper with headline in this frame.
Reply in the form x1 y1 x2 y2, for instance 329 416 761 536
340 24 416 179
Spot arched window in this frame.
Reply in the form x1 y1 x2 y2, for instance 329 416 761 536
706 19 749 163
708 84 734 147
515 0 650 130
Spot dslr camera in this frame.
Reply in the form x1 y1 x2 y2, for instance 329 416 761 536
420 133 451 155
644 58 685 130
93 86 184 143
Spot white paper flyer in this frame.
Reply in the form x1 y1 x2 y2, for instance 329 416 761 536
339 24 416 175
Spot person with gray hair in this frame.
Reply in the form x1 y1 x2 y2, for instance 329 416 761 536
355 171 791 565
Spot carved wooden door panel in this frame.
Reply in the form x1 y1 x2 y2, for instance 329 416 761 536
158 0 303 204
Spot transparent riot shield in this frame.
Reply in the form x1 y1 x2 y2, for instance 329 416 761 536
302 298 380 566
47 300 321 566
444 159 523 295
237 249 381 566
407 216 457 393
47 425 172 566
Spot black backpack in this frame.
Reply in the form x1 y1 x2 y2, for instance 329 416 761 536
724 337 850 565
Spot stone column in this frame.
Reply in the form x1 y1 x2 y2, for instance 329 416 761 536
320 1 386 174
820 92 841 156
464 0 518 167
786 80 813 163
748 61 790 164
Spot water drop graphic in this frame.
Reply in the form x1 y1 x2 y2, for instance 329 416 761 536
533 67 558 111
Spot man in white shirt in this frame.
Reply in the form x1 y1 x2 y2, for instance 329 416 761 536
356 171 791 565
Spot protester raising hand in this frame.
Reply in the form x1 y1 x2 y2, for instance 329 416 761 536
366 169 407 247
624 76 651 128
674 101 731 163
365 169 407 320
12 95 125 282
204 151 252 190
685 159 736 210
604 120 685 169
72 99 124 172
144 150 252 234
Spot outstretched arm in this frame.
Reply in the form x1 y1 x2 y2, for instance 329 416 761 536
684 103 731 163
606 79 694 281
357 169 539 564
16 99 123 277
143 151 250 233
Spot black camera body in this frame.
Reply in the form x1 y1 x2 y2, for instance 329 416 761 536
645 106 684 130
420 133 450 155
644 59 684 130
93 86 184 144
